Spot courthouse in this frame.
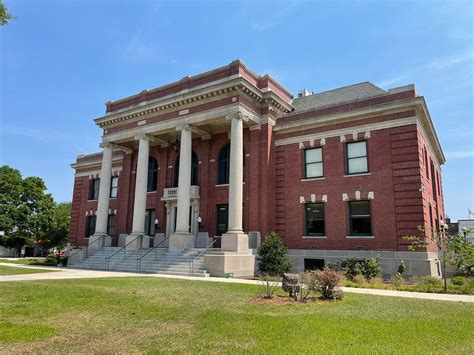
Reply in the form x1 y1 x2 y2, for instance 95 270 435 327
68 60 445 277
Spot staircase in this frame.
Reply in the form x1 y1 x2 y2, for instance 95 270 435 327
69 247 211 277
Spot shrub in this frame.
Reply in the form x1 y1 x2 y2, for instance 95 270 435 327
352 274 367 284
257 232 292 277
451 276 467 286
312 268 343 300
340 258 382 280
44 253 59 266
397 260 406 276
392 273 404 287
410 276 443 292
259 275 280 299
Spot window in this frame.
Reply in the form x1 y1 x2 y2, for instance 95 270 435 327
346 141 368 175
144 209 156 236
110 176 118 198
89 179 100 200
174 151 199 187
304 147 323 178
85 215 96 238
304 259 325 271
304 203 325 236
147 157 158 192
423 147 429 178
218 144 231 185
107 215 116 236
349 201 372 236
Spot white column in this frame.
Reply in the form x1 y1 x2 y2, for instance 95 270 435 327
175 125 192 234
221 111 249 252
90 142 113 248
169 125 194 251
130 134 151 242
227 112 245 233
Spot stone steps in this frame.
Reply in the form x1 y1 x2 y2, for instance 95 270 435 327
70 247 210 277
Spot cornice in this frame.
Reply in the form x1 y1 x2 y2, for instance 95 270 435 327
71 155 123 170
95 76 293 130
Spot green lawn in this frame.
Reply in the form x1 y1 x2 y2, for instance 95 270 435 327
0 278 473 353
0 265 57 276
0 258 46 265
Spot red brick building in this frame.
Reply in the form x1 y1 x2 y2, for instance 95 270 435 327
69 60 445 277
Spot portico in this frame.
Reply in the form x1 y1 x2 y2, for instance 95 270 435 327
90 107 258 257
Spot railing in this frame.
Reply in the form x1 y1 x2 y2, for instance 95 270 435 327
188 237 220 276
136 236 170 273
162 186 200 200
67 235 106 268
105 234 144 270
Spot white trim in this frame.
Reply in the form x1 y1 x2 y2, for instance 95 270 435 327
346 236 375 239
344 173 371 177
302 236 327 239
275 116 417 147
301 177 325 181
74 167 123 178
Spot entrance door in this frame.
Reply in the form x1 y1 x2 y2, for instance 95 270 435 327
173 206 192 233
216 204 228 236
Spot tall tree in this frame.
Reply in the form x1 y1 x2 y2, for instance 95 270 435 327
43 202 71 250
0 0 14 26
0 166 55 253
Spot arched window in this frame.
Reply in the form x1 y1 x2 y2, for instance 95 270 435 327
217 143 246 185
218 144 231 185
147 157 158 192
174 151 199 187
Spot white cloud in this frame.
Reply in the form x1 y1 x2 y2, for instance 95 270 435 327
445 151 474 159
376 74 409 88
252 2 299 32
428 49 474 70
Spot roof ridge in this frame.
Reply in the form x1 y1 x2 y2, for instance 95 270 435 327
297 81 386 99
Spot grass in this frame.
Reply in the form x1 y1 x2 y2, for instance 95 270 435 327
0 258 47 265
0 265 57 276
344 277 474 295
0 277 473 353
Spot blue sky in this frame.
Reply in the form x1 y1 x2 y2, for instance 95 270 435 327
1 0 473 221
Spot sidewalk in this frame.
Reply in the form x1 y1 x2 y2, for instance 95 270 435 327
1 263 473 303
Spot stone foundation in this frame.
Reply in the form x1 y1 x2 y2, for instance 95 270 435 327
203 251 256 277
287 249 440 278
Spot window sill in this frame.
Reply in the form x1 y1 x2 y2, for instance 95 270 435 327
346 235 374 239
301 177 325 182
110 197 117 200
215 183 245 187
302 235 327 239
87 199 98 202
147 191 158 194
344 173 371 177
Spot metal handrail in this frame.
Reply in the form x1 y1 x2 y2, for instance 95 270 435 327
105 234 144 270
67 248 82 268
136 236 170 273
67 235 105 268
86 235 106 258
189 236 220 276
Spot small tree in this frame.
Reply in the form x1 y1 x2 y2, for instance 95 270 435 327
450 229 474 276
257 232 292 276
257 233 292 299
404 225 456 293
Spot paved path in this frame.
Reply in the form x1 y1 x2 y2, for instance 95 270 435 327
1 263 473 303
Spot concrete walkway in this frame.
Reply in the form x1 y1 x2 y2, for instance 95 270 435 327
1 263 473 303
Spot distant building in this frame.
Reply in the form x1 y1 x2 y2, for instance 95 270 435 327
458 220 474 243
68 60 445 277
